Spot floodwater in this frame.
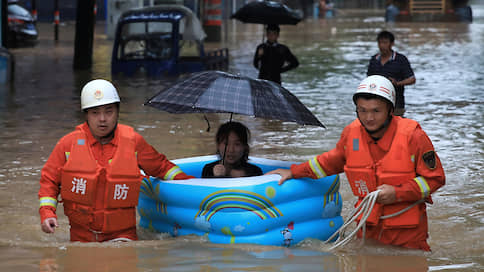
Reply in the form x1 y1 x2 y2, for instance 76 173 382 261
1 5 483 272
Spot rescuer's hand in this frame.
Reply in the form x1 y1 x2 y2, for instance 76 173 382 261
376 184 396 205
265 168 293 185
41 217 58 233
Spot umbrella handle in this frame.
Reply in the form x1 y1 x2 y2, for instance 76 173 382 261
204 115 211 132
262 25 265 43
221 112 234 165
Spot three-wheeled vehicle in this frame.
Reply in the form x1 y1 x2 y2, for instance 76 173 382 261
111 5 229 77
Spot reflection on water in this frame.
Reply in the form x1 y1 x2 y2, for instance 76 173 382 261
0 4 483 272
1 242 432 272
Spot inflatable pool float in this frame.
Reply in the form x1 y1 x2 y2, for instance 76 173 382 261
138 155 343 246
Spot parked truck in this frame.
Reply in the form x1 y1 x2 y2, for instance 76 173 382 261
111 5 229 77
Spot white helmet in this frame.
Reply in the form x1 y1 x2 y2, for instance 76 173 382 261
80 79 120 110
353 75 395 107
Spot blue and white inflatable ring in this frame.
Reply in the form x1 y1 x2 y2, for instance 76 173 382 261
138 155 343 247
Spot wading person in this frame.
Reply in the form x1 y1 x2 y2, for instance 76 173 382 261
38 79 193 242
367 30 415 116
267 75 445 251
253 24 299 85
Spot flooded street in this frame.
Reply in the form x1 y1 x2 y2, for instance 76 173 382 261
1 4 483 272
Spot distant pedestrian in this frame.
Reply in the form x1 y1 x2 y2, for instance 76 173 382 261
253 24 299 85
367 31 415 116
385 1 400 22
319 0 335 18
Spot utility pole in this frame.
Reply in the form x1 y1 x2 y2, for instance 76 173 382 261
203 0 222 42
54 0 59 41
1 0 7 47
31 0 37 24
73 0 96 70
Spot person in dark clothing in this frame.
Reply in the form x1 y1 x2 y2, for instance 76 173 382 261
202 122 263 178
253 24 299 85
367 31 416 116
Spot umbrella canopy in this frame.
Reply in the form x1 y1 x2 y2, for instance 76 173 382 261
145 71 324 127
230 0 303 25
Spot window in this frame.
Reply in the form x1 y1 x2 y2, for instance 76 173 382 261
118 21 174 60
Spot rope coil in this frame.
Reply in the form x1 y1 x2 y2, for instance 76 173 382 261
325 190 381 250
324 190 424 250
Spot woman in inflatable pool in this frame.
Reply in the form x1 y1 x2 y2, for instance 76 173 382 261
202 121 263 178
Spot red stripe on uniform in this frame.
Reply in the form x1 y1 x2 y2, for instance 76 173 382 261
379 86 390 94
54 11 60 24
204 20 222 26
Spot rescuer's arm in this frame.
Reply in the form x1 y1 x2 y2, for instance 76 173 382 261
267 128 348 185
135 134 194 180
393 128 445 203
38 139 68 233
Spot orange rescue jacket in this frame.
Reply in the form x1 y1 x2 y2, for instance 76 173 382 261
344 118 423 229
60 124 142 233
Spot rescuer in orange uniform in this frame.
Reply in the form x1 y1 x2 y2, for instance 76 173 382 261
267 75 445 251
38 79 193 242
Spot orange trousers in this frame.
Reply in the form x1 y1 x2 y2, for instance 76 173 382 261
358 224 431 251
69 222 137 242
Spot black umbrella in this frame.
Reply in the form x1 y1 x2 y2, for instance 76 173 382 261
145 70 324 128
230 0 303 25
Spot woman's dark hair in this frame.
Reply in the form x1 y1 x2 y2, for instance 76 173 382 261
215 121 251 163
